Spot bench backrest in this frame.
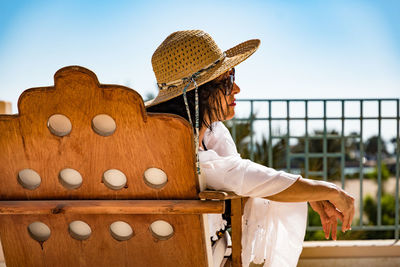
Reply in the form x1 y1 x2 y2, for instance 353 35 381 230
0 66 215 267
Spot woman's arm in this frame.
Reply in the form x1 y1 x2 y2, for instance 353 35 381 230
266 177 354 232
266 178 338 202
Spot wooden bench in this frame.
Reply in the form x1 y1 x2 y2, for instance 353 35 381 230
0 66 244 267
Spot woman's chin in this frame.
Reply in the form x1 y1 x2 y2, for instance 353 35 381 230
225 112 235 121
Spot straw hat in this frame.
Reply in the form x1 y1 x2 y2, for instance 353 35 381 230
145 30 260 107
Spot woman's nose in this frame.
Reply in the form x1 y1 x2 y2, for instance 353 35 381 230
232 83 240 95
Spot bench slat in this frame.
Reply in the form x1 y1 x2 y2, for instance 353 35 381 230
0 200 224 215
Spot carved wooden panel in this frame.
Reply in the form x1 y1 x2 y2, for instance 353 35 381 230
0 66 210 267
0 214 208 267
0 66 199 200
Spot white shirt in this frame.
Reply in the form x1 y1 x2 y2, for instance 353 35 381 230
199 122 307 267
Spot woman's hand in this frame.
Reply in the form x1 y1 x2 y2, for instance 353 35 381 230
328 188 355 232
266 177 355 232
309 200 343 240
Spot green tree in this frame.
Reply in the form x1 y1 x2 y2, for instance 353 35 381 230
365 163 390 182
365 136 389 157
361 193 397 239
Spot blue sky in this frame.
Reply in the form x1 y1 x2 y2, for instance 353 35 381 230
0 0 399 117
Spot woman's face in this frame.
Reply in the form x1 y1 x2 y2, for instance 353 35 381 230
219 82 240 121
212 69 240 122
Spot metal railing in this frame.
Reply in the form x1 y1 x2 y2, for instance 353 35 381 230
230 98 400 240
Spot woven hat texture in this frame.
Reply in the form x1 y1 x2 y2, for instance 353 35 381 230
145 30 260 107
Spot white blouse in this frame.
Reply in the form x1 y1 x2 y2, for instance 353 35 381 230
199 122 307 267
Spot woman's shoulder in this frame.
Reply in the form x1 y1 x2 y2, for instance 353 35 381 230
206 121 230 138
213 121 227 129
203 121 238 157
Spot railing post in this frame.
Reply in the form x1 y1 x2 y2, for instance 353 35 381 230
359 100 364 227
323 100 327 181
250 100 254 161
377 100 382 226
341 100 346 189
268 100 273 168
305 100 309 179
395 99 399 240
286 100 291 172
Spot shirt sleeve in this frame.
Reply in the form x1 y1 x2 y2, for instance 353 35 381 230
199 151 300 197
200 121 300 198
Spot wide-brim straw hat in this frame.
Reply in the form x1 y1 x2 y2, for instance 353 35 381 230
145 30 260 107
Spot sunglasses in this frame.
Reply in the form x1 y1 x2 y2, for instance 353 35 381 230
222 68 235 96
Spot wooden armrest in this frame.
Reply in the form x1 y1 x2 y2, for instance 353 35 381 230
0 200 224 215
198 190 241 200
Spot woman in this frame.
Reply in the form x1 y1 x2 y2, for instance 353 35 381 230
146 30 354 267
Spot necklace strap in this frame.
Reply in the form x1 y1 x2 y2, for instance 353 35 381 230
169 53 226 176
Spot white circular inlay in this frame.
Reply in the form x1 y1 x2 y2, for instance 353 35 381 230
110 221 134 241
18 169 41 190
103 169 127 190
59 168 83 190
150 220 174 240
143 168 168 189
48 114 72 136
28 222 51 242
92 114 116 136
69 221 92 240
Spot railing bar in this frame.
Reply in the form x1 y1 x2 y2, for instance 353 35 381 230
268 100 273 168
377 100 382 226
286 100 291 172
305 100 309 179
341 100 345 189
395 99 399 241
305 100 310 229
234 116 398 121
307 225 398 231
359 100 364 227
271 135 351 139
237 98 399 102
290 153 344 158
323 100 327 181
308 171 324 175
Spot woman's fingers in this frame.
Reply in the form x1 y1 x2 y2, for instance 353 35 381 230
343 214 350 232
310 200 350 239
320 210 330 239
331 216 338 240
322 201 344 222
320 200 342 239
324 220 331 239
341 203 350 232
345 195 355 232
309 201 331 239
342 203 355 232
322 216 330 239
346 204 355 231
330 188 354 232
334 208 344 222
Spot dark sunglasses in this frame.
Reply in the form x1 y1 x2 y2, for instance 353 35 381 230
222 68 235 96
